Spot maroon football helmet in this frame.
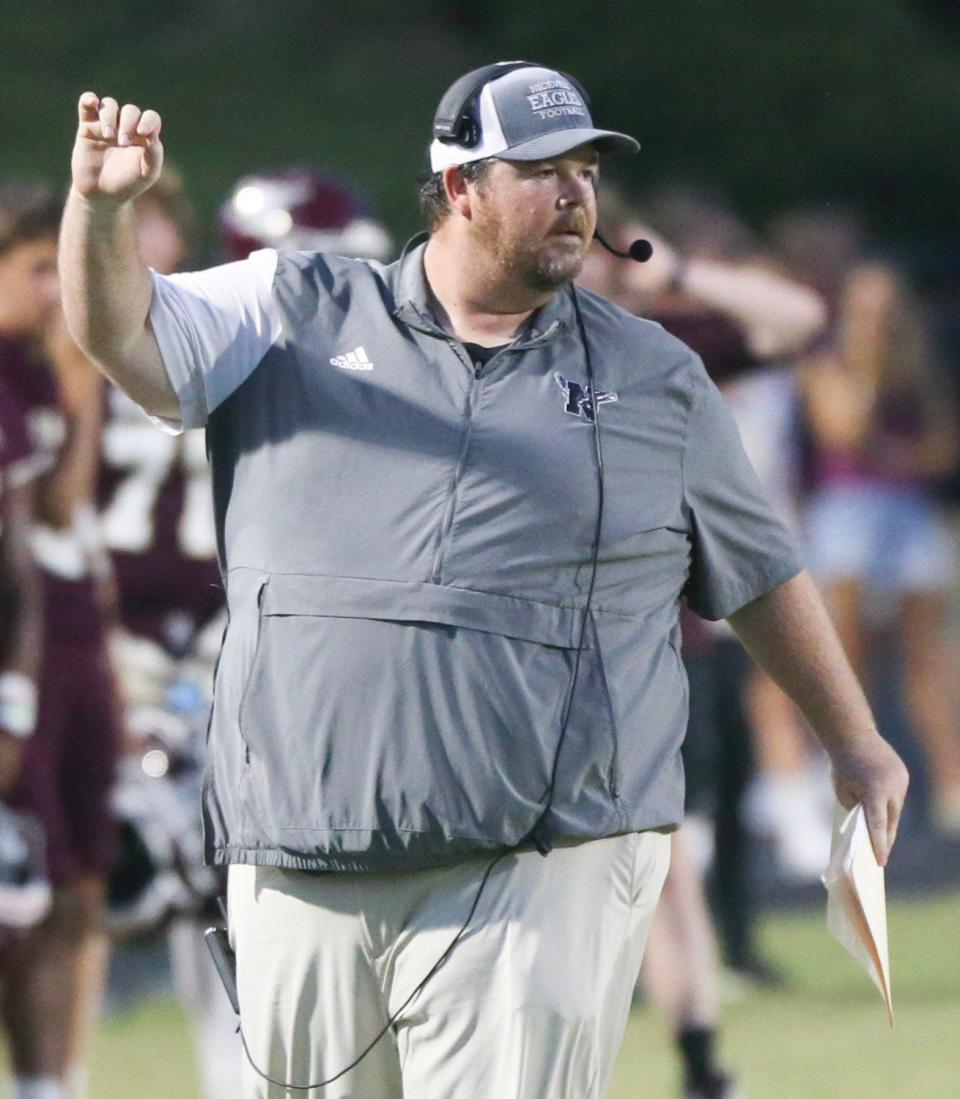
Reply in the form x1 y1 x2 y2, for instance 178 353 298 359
219 168 393 262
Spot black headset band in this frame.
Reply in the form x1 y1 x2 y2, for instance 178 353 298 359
433 61 590 148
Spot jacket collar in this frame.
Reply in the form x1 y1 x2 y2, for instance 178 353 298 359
391 235 573 350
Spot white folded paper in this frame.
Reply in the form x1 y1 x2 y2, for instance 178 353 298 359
821 802 894 1026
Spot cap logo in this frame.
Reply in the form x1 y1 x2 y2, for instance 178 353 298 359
525 79 586 121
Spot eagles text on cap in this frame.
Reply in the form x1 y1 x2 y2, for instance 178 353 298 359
429 64 640 172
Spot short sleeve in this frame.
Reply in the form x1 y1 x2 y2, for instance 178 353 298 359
148 248 283 431
682 372 804 620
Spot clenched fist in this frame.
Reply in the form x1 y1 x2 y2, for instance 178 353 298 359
71 92 164 205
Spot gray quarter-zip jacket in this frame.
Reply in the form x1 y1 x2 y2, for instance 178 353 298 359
147 239 802 872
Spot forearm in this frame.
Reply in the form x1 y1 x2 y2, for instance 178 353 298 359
37 331 109 527
59 188 176 417
34 398 103 529
681 261 827 361
727 570 876 755
61 188 151 363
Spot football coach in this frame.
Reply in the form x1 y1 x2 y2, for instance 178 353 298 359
60 62 907 1099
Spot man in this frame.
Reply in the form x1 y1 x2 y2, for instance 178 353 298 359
0 181 120 1099
60 63 907 1099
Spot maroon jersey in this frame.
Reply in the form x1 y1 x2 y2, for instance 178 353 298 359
0 334 104 644
97 387 223 653
0 375 34 658
0 373 34 533
654 310 758 386
0 376 34 485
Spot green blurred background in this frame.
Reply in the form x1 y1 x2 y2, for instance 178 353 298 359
2 0 957 252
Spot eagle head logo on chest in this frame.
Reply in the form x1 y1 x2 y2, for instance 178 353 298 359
554 372 618 423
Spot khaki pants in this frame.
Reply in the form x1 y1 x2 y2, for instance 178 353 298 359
228 831 670 1098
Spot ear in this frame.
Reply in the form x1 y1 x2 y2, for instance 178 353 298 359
442 165 474 220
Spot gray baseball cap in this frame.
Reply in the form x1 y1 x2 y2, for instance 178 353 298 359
430 63 640 172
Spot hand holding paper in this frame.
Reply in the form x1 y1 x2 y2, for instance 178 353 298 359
822 802 894 1026
828 731 909 868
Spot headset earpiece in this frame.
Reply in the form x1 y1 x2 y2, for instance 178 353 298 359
432 60 591 149
433 61 534 146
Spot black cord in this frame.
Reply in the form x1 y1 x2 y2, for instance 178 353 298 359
524 284 606 856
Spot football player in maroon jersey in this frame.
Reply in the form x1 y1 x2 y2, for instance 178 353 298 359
0 180 121 1099
0 374 51 1021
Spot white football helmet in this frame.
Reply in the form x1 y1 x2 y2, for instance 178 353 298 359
106 675 220 938
219 167 393 262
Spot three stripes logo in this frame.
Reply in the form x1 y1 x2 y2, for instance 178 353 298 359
330 346 374 372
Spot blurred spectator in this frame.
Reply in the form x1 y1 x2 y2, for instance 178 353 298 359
622 190 840 886
580 183 827 1098
587 182 834 900
584 184 826 373
721 367 835 884
778 217 960 835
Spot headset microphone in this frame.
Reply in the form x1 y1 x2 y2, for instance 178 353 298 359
593 231 653 263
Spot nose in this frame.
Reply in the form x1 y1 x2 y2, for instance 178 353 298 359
557 175 593 210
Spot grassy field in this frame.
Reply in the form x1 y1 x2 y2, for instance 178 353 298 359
52 889 960 1097
608 889 960 1099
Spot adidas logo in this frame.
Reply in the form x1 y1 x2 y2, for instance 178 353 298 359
330 346 374 371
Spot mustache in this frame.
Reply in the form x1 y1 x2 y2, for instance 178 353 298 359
552 213 590 237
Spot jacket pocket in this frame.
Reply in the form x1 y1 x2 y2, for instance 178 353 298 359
235 578 268 764
590 610 687 827
237 574 588 848
203 570 269 852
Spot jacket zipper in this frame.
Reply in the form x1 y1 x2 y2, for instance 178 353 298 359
430 350 485 584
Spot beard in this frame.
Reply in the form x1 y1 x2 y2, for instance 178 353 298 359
526 245 585 291
473 206 590 293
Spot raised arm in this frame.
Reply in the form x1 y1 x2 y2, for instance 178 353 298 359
60 92 178 420
621 223 828 360
727 570 909 865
